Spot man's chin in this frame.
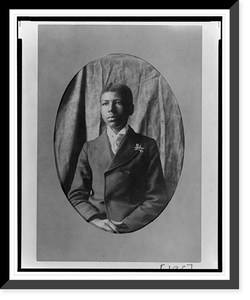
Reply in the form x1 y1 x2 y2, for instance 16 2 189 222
107 122 125 131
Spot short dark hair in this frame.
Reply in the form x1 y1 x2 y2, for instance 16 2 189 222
100 83 133 104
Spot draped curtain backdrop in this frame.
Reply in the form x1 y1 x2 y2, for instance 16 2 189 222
54 53 184 201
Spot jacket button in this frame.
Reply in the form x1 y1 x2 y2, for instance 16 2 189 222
125 170 130 175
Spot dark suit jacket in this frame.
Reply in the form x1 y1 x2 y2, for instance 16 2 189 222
68 126 169 233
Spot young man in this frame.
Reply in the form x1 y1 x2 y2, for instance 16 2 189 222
68 83 169 233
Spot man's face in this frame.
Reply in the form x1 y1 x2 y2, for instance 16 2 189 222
101 91 133 133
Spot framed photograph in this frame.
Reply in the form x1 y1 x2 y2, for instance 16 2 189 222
6 4 239 289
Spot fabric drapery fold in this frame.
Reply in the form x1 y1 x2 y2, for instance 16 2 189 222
54 53 184 200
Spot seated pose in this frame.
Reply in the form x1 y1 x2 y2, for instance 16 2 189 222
68 83 169 233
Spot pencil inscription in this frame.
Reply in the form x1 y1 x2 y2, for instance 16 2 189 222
160 263 193 269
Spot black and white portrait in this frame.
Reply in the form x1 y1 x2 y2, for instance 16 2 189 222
54 53 184 234
19 20 220 269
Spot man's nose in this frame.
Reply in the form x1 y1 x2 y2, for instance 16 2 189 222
108 102 116 113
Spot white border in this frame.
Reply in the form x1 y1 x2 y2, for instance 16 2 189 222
9 9 230 282
10 8 229 17
9 9 19 283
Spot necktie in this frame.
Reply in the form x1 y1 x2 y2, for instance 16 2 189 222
112 134 124 154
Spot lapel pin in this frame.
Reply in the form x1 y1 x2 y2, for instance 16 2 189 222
134 144 144 153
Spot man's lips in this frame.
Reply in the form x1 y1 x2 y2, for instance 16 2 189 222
107 116 118 121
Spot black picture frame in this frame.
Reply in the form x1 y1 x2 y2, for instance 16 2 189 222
0 1 241 291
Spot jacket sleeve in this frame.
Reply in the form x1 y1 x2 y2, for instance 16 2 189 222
120 140 169 233
67 143 101 221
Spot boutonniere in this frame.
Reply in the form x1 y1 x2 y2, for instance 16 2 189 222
134 144 144 153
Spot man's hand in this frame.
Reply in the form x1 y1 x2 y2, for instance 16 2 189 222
90 219 118 233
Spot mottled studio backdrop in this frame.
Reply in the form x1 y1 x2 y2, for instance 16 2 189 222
37 25 201 262
54 53 184 202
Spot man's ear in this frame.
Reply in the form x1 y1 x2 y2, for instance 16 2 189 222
128 104 134 116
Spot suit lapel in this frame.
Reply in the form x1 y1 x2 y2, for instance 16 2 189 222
92 126 141 171
106 126 140 172
92 130 113 169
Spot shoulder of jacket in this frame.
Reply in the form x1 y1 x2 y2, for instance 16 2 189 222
135 132 157 146
82 140 93 151
82 133 105 150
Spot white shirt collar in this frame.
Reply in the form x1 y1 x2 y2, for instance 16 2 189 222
107 124 129 141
